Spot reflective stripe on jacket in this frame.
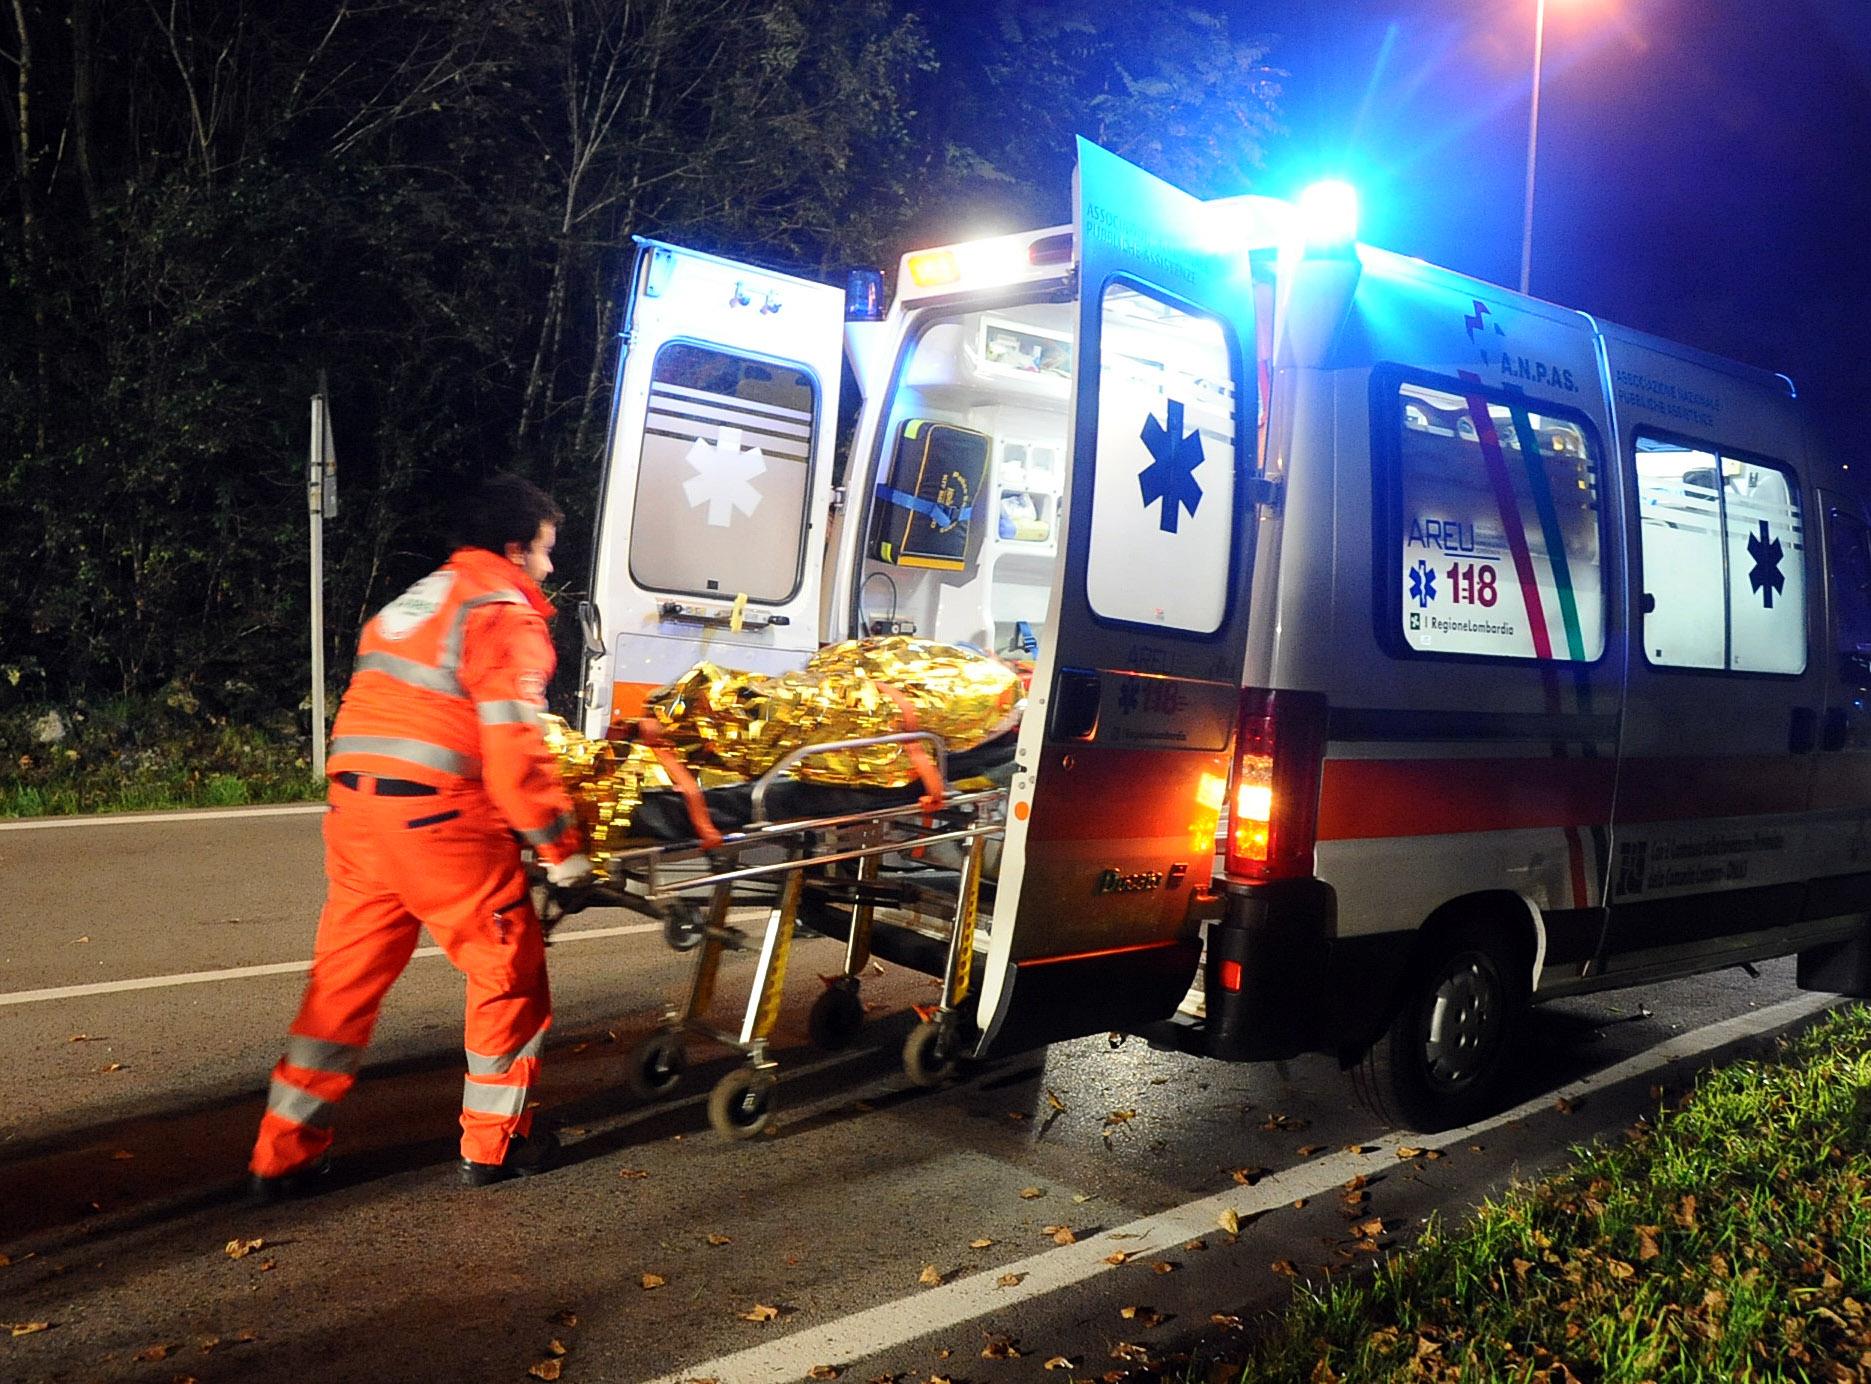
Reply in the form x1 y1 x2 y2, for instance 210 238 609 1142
328 547 582 863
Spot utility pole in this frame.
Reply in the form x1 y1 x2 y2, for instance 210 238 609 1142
307 374 337 776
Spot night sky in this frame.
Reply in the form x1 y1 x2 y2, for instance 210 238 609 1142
1270 0 1871 488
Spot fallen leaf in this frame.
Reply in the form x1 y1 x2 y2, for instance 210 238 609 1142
99 1062 125 1073
8 1322 50 1337
1211 1313 1243 1330
808 1367 843 1380
918 1264 943 1287
980 1339 1022 1360
1292 1199 1308 1209
76 935 90 943
1395 1146 1424 1159
1071 1193 1092 1204
618 1167 650 1179
1675 1194 1698 1230
1183 1239 1207 1252
69 1034 106 1042
1104 1251 1134 1266
1606 1258 1635 1281
224 1238 265 1260
1110 1341 1152 1362
111 1149 134 1161
1356 1218 1385 1238
1006 1111 1028 1122
1046 1090 1067 1113
1343 1174 1367 1192
551 1311 579 1328
1553 1096 1577 1114
257 1259 276 1272
135 1344 174 1362
969 1238 995 1250
1231 1166 1268 1186
706 1234 732 1246
1636 1226 1662 1261
1342 1144 1374 1155
1104 1109 1137 1126
1150 1261 1175 1275
1120 1306 1167 1328
1218 1208 1240 1235
641 1273 666 1290
1051 1227 1077 1246
1297 1144 1325 1157
546 1340 568 1357
528 1361 563 1381
1043 1357 1076 1371
997 1273 1025 1288
741 1304 782 1323
1019 1186 1044 1199
1270 1259 1299 1277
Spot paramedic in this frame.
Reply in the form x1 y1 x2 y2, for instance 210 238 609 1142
248 473 593 1197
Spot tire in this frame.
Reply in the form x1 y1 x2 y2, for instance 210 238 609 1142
627 1030 687 1100
901 1020 958 1088
807 980 865 1051
1360 921 1526 1132
662 902 704 952
708 1067 777 1140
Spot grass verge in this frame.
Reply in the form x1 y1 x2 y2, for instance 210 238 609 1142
1234 1001 1871 1382
0 698 324 817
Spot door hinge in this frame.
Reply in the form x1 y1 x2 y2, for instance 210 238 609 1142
1243 473 1282 509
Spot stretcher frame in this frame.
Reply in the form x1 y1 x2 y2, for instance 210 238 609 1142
584 731 1006 1138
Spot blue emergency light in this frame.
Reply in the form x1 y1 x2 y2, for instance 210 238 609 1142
1297 179 1359 250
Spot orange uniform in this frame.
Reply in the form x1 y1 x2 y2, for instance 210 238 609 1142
251 546 582 1178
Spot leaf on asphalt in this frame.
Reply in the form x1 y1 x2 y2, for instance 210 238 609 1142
807 1366 843 1380
640 1273 666 1290
1050 1227 1076 1246
1342 1144 1374 1155
134 1344 174 1362
1151 1261 1176 1275
1110 1341 1152 1362
969 1238 995 1250
1120 1306 1166 1328
1104 1109 1137 1126
1261 1113 1306 1131
1218 1208 1240 1235
997 1273 1025 1288
1395 1146 1424 1159
1356 1218 1385 1238
980 1338 1022 1360
258 1259 276 1272
1292 1199 1308 1209
741 1304 782 1323
111 1149 134 1161
1006 1111 1028 1121
1046 1090 1067 1114
1342 1175 1368 1192
528 1361 563 1381
551 1311 579 1328
1636 1226 1662 1261
1270 1259 1299 1277
1210 1313 1243 1330
8 1323 50 1337
546 1339 567 1357
706 1234 732 1246
918 1264 943 1287
1553 1095 1578 1114
1675 1194 1698 1229
618 1168 650 1180
1183 1239 1207 1252
1104 1251 1134 1266
1071 1193 1092 1204
1043 1356 1075 1371
1297 1144 1325 1158
1019 1186 1044 1199
99 1062 125 1073
224 1238 264 1261
1231 1166 1268 1186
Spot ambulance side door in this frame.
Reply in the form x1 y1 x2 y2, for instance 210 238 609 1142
1812 492 1871 901
973 140 1260 1056
582 240 844 735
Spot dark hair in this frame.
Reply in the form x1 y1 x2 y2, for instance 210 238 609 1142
451 473 564 554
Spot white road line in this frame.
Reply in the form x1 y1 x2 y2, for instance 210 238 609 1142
0 803 328 831
645 991 1838 1384
0 923 659 1006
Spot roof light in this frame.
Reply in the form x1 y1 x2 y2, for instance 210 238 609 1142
1297 179 1359 250
905 248 960 288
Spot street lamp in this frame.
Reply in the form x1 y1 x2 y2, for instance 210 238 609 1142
1519 0 1548 296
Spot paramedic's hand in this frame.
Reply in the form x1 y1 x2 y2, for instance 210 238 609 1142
546 853 594 889
541 853 596 932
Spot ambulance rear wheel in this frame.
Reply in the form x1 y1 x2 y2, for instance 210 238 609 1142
902 1020 958 1087
708 1067 776 1140
808 981 865 1051
1365 922 1525 1132
628 1031 687 1099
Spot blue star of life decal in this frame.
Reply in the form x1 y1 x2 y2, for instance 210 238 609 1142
1747 520 1785 609
1409 559 1437 608
1137 399 1204 534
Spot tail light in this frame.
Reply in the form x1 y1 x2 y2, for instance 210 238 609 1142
1224 688 1327 884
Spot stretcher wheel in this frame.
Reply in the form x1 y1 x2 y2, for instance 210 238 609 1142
902 1020 958 1087
807 980 865 1051
663 902 705 952
708 1067 776 1140
628 1031 687 1099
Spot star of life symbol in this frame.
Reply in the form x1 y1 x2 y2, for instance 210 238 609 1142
1409 559 1437 608
682 426 766 528
1747 520 1785 608
1137 399 1204 535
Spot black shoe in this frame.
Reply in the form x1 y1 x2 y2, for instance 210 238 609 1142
246 1155 332 1205
458 1128 562 1187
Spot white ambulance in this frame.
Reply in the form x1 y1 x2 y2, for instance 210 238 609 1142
579 139 1871 1129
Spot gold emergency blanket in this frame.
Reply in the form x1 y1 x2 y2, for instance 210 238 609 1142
649 637 1021 785
542 637 1021 864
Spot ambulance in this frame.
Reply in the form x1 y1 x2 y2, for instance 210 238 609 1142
578 140 1871 1129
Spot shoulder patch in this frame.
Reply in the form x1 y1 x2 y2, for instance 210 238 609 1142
376 571 456 641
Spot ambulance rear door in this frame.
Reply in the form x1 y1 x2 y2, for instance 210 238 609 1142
582 239 844 735
973 140 1261 1056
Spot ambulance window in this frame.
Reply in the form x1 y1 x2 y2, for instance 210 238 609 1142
627 342 817 604
1636 435 1806 674
1393 380 1606 662
1085 284 1236 634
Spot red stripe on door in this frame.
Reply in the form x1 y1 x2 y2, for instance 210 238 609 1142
1317 757 1617 840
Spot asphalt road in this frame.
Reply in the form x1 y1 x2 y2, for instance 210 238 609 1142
0 806 1843 1384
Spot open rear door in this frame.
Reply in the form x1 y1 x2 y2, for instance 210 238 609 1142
583 239 844 735
974 141 1261 1056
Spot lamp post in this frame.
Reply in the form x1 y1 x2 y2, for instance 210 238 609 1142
1519 0 1548 296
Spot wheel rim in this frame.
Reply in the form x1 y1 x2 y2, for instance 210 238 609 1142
1420 952 1502 1090
733 1079 772 1124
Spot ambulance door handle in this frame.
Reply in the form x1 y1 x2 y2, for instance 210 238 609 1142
1789 706 1817 755
1050 669 1102 741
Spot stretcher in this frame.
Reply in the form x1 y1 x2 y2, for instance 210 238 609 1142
545 730 1009 1139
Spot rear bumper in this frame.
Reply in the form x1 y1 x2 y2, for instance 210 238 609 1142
1142 878 1409 1062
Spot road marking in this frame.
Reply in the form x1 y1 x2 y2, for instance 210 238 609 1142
644 990 1837 1384
0 803 328 831
0 922 659 1006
